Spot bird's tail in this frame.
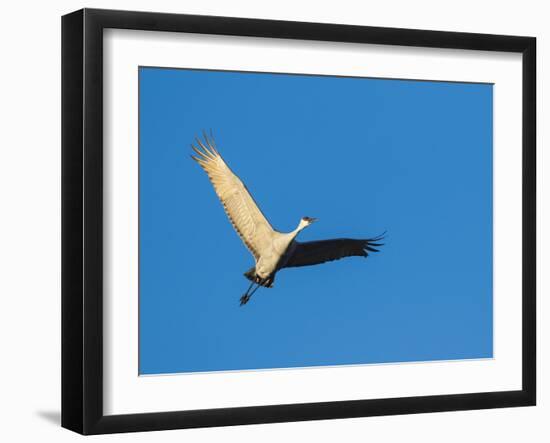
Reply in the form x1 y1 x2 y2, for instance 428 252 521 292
244 267 256 282
243 267 274 288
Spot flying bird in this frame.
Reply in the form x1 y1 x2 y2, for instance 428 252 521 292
190 133 384 306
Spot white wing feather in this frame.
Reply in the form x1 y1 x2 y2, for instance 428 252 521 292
190 134 274 260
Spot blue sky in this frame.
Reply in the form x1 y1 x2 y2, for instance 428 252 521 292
139 67 493 375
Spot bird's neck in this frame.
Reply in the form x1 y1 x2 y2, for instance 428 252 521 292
292 220 309 236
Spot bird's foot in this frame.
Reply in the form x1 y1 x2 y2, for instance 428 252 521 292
239 294 251 306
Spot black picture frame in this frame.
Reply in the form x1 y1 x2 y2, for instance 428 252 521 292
62 8 536 435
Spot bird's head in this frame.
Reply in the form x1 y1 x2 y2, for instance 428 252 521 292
298 216 318 230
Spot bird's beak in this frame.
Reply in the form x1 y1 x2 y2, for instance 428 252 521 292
310 218 318 223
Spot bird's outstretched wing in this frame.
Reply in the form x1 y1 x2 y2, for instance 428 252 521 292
283 235 384 268
190 133 275 260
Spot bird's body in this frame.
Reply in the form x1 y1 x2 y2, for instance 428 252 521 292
190 133 384 305
243 219 308 288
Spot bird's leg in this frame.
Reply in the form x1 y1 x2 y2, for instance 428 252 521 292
249 283 262 297
239 280 265 306
239 275 273 306
240 281 257 306
244 279 255 294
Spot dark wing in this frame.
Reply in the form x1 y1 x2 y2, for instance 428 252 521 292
282 234 384 268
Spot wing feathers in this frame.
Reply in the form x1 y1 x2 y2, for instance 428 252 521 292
283 235 385 268
191 134 274 260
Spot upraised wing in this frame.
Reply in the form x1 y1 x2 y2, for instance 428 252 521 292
283 235 384 268
190 133 275 260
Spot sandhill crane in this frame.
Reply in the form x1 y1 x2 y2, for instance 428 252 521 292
190 133 384 306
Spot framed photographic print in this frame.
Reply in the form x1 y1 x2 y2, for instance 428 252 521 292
61 8 536 435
